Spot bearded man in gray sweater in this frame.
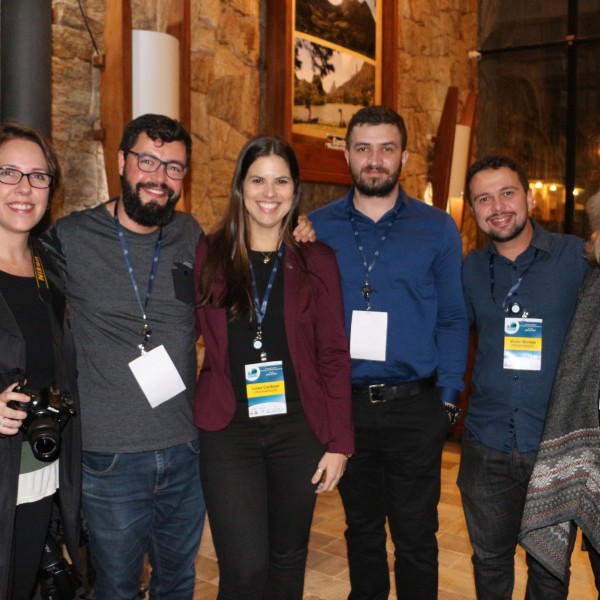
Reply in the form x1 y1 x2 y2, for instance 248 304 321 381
44 114 204 599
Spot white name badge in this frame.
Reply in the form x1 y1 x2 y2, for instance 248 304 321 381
350 310 388 361
245 360 287 417
503 318 543 371
129 345 187 407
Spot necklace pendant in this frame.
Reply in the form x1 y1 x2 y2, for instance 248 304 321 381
263 254 271 264
253 326 263 350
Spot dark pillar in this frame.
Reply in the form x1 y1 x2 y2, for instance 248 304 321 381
1 0 52 136
563 0 578 235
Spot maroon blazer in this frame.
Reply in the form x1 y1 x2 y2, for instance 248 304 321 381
194 235 354 454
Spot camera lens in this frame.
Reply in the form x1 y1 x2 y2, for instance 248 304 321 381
32 436 59 460
28 416 60 461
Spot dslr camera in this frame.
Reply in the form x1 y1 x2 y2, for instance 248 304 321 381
8 383 76 462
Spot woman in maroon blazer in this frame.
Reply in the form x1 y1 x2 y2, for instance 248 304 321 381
194 135 353 599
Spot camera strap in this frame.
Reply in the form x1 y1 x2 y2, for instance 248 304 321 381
29 241 52 304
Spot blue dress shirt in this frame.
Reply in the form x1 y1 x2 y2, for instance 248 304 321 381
462 220 588 452
310 186 469 404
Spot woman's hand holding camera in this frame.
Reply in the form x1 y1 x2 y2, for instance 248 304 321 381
0 383 30 435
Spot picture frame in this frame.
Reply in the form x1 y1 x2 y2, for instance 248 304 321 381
266 0 398 185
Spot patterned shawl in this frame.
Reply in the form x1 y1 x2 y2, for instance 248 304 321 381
519 265 600 582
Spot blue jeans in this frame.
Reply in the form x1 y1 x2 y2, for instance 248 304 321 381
339 386 449 600
458 429 569 600
82 440 205 600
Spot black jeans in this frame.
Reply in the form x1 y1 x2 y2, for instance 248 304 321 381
585 536 600 597
10 493 54 600
458 429 569 600
338 386 448 600
199 404 323 600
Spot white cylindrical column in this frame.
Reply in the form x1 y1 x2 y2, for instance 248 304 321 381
132 30 180 120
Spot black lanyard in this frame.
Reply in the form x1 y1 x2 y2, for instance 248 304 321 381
489 248 538 317
250 244 284 362
350 205 400 310
113 201 163 353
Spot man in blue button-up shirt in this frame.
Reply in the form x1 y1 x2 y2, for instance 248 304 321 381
311 106 469 599
459 155 588 600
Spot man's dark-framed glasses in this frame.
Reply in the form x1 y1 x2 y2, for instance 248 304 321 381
0 168 53 189
127 150 188 180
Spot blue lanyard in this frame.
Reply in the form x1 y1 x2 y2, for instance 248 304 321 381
350 206 400 310
249 244 284 362
489 248 538 316
113 201 163 353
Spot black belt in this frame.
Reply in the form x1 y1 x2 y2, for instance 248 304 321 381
351 376 435 404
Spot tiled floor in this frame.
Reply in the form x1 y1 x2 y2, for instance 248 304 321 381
193 441 597 599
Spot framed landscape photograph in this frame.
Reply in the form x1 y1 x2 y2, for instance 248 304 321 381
267 0 397 184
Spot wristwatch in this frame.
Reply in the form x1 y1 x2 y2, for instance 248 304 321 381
443 402 461 426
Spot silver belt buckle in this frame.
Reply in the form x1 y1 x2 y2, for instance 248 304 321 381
368 384 386 403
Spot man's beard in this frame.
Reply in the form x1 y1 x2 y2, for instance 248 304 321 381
485 213 528 244
120 175 180 227
351 164 401 198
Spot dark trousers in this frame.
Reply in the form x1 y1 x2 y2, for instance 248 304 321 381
199 405 324 600
9 494 54 600
338 386 448 600
457 429 569 600
82 441 204 600
585 536 600 597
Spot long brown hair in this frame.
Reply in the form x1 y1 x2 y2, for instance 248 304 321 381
198 135 305 319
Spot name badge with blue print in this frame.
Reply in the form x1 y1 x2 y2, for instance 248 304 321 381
503 318 542 371
245 360 287 417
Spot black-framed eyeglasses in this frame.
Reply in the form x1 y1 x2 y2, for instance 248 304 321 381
0 168 53 189
127 150 188 180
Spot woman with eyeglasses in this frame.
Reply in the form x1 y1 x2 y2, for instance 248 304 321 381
194 135 353 599
0 123 81 599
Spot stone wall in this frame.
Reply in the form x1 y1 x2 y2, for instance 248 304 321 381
399 0 478 190
302 0 478 218
51 0 478 236
52 0 106 218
